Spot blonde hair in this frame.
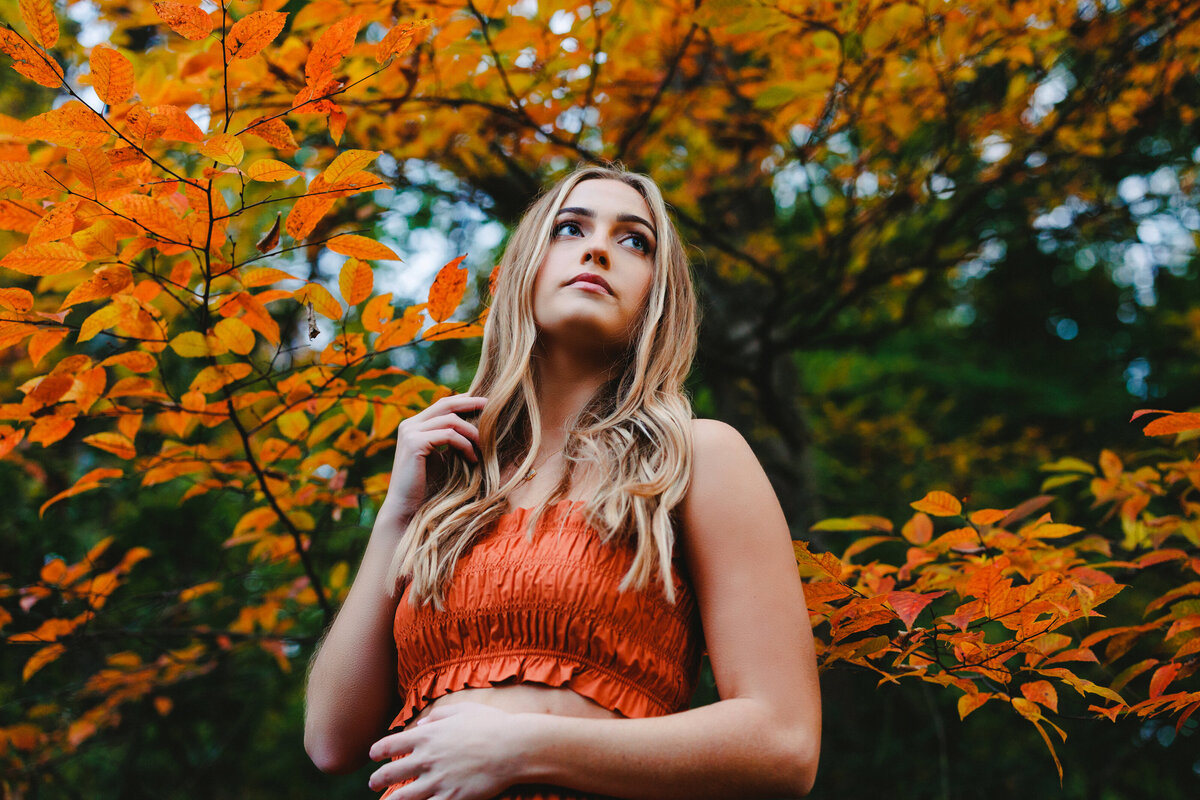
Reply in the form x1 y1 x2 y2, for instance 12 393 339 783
388 165 697 607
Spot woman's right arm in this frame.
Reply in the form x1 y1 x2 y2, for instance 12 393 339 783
303 394 487 773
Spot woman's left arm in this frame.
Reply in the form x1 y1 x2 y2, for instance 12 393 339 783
369 419 821 799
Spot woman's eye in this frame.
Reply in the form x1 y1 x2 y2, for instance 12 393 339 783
553 221 582 238
625 234 649 253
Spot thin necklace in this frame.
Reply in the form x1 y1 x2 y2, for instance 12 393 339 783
519 449 559 483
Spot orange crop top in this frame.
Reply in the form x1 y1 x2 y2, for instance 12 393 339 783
389 500 704 731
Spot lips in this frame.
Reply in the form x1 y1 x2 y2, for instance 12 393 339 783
566 272 613 295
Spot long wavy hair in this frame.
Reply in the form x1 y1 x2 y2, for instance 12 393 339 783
387 165 698 608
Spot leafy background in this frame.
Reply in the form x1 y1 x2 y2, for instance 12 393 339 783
1 0 1199 797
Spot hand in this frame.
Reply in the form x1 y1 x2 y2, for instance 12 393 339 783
381 394 488 522
367 702 522 799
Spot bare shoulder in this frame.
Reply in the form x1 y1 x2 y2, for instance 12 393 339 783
683 418 782 529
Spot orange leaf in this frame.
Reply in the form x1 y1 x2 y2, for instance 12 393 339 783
909 490 962 517
154 2 213 40
957 692 991 720
423 322 484 341
362 292 394 332
1025 522 1084 539
22 643 65 682
247 159 300 182
306 15 362 86
1143 412 1200 437
886 590 946 629
294 283 342 320
0 27 63 88
1020 680 1059 713
901 512 933 544
23 100 110 147
100 351 157 372
60 264 133 310
38 467 121 516
28 415 74 447
19 0 59 49
67 148 114 197
154 104 204 143
375 304 424 349
376 19 430 63
244 116 298 151
1149 662 1181 698
27 199 79 246
82 432 135 459
0 426 26 459
179 581 222 602
0 287 34 312
200 133 244 166
28 328 69 367
241 267 297 287
969 508 1008 526
0 241 90 275
327 234 399 261
286 175 336 240
90 45 134 105
322 150 380 185
427 255 469 322
339 258 373 305
226 10 288 60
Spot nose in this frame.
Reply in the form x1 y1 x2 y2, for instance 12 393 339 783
583 250 608 268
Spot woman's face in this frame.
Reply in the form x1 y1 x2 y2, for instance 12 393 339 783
531 178 657 355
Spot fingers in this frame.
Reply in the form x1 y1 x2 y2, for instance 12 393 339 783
412 394 487 422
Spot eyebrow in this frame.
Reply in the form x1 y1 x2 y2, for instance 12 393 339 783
556 206 657 238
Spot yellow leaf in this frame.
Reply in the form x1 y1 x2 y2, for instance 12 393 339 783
910 490 962 517
153 2 214 40
294 283 341 320
213 317 255 355
190 363 251 393
339 258 373 305
322 150 380 185
247 159 300 182
169 330 213 357
226 10 288 60
201 133 244 166
20 0 59 49
1026 522 1085 539
90 45 134 105
82 431 136 459
327 234 399 261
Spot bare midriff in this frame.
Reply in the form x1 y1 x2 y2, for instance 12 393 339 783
409 684 622 726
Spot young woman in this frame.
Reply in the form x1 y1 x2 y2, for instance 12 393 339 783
304 165 821 799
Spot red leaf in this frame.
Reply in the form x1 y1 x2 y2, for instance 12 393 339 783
885 590 946 629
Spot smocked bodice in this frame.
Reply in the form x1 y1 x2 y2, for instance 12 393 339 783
389 500 703 731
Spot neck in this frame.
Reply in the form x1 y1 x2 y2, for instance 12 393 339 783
530 342 617 451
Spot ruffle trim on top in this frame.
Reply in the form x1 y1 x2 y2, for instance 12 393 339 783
388 649 673 731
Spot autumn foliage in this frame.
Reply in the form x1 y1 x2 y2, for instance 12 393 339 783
0 0 1198 794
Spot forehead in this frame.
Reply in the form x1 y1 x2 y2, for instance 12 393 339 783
561 179 652 222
